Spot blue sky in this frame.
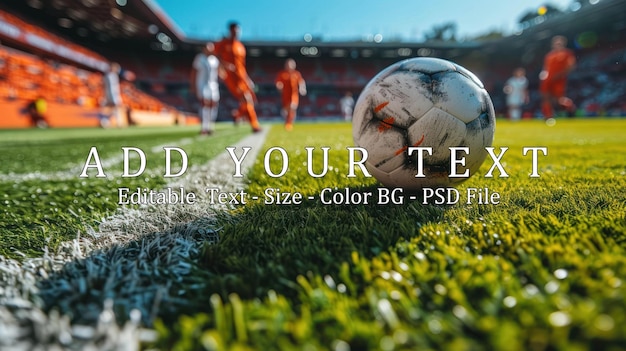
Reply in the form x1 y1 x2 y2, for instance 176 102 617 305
154 0 573 42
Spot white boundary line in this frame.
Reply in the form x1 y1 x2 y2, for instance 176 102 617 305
0 128 269 350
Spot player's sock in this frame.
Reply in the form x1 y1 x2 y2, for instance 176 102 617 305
231 109 241 126
237 104 251 123
209 106 218 132
114 108 124 128
286 109 295 130
541 102 553 119
559 97 576 117
244 102 261 130
511 108 521 121
201 106 211 132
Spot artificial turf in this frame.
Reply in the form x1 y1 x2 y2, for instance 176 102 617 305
0 125 250 258
1 119 625 350
157 119 626 350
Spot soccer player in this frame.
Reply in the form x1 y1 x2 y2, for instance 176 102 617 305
214 22 261 133
190 42 220 135
26 96 49 128
275 58 306 131
340 91 354 121
539 35 576 119
102 62 124 127
503 67 528 121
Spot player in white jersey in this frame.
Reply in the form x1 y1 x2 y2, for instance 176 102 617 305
103 62 124 127
339 91 354 121
191 42 220 135
503 67 529 121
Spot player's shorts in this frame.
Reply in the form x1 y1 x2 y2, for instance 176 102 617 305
282 93 299 109
105 91 122 107
223 75 253 101
506 95 525 107
540 78 567 98
197 83 220 102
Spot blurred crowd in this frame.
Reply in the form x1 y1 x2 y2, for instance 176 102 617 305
1 2 624 123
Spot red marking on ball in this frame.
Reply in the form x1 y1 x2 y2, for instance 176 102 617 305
413 134 425 147
394 134 425 156
377 117 395 132
394 145 408 156
374 101 389 113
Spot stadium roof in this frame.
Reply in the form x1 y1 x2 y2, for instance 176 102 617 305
0 0 186 52
483 0 626 61
0 0 486 61
231 40 483 60
2 0 623 64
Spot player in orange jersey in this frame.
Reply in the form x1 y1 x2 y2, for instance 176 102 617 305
214 22 261 133
275 58 307 131
539 35 576 119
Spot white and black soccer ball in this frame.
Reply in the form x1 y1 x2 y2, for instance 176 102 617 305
352 57 495 190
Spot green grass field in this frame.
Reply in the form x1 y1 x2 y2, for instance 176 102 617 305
0 125 251 258
1 119 625 350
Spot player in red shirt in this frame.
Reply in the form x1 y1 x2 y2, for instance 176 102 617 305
214 22 261 132
275 58 307 131
539 35 576 118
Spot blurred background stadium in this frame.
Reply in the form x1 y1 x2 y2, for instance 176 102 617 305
0 0 624 128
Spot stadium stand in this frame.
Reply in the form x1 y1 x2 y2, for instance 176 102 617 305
0 7 184 128
0 0 624 128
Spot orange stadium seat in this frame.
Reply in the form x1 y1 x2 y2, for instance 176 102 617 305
0 9 187 128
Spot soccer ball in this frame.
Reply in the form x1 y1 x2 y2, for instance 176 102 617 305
352 57 495 190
